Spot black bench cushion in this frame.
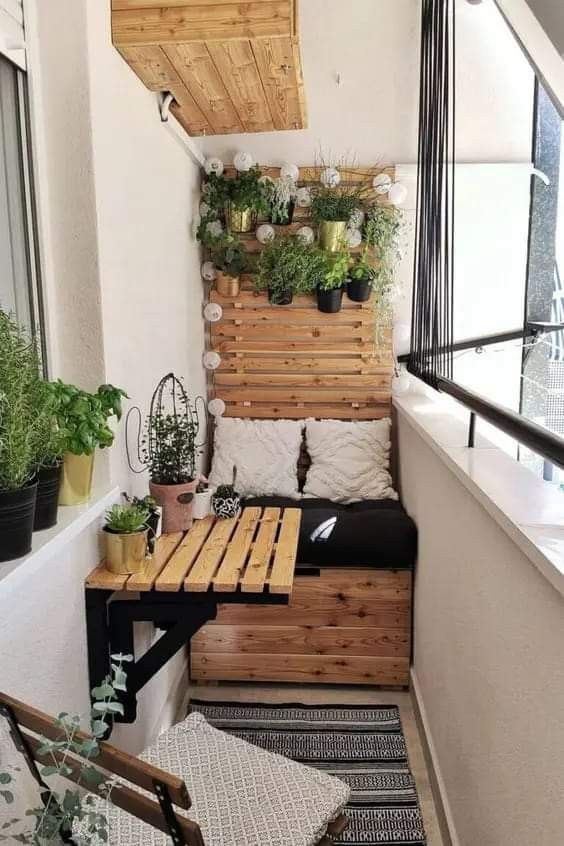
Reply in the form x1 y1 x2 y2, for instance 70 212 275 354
242 497 417 570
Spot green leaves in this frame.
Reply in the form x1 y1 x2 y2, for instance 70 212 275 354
208 233 247 276
311 189 361 224
104 504 149 534
256 236 327 299
47 380 128 456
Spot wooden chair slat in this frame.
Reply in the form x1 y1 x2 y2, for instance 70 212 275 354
213 507 262 592
240 507 280 593
127 532 184 591
156 517 215 592
269 507 301 594
0 693 190 809
184 517 239 592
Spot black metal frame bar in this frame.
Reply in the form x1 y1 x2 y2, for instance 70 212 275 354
85 588 290 733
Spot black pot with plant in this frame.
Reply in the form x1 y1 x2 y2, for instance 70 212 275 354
255 235 325 305
0 310 51 561
264 176 297 226
316 249 350 314
347 255 376 303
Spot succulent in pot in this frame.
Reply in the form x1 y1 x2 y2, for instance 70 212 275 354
123 492 161 553
212 467 240 519
103 503 150 575
316 248 350 313
51 381 127 506
208 234 247 297
0 310 51 561
255 235 325 305
264 175 298 225
140 373 204 534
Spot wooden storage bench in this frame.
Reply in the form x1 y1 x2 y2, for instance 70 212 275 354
191 567 411 686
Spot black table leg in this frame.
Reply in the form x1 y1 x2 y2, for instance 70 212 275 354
85 588 112 696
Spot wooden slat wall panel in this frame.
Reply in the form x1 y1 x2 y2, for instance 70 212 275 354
112 3 293 46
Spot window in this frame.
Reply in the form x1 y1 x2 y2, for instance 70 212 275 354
0 52 44 355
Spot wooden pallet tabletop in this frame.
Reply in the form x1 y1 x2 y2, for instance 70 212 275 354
85 507 302 596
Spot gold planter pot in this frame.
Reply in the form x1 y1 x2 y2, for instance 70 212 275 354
318 220 348 253
104 528 149 575
215 272 240 297
226 203 256 234
59 452 95 506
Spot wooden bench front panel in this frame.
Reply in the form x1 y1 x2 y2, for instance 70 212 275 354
191 569 411 685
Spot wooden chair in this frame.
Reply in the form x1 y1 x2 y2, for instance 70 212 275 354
0 691 348 846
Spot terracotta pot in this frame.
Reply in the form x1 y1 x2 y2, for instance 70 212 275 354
216 273 240 297
149 479 197 534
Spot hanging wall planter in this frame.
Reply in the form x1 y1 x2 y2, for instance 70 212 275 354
270 200 295 226
347 277 372 302
317 285 344 314
268 287 293 306
215 272 240 297
318 220 348 253
34 460 63 531
226 203 256 234
0 482 38 562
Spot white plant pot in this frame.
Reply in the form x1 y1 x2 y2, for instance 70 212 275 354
193 490 213 520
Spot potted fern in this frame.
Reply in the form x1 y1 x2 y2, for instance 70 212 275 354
0 310 49 561
255 236 325 305
316 248 351 313
103 503 150 575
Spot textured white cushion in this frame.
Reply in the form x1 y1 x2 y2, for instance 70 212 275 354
209 418 303 499
77 712 349 846
303 418 398 503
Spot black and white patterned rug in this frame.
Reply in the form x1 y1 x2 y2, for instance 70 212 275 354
189 701 427 845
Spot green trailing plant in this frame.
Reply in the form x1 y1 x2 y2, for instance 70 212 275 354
209 233 247 277
364 206 402 302
104 503 149 534
317 248 351 291
0 655 133 844
0 310 50 491
255 236 326 303
50 381 128 457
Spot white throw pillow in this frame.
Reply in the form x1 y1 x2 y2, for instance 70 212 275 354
209 417 303 499
303 418 398 503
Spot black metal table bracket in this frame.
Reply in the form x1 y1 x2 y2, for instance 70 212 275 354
85 587 289 734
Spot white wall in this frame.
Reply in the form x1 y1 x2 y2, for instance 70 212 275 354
397 407 564 846
201 0 533 167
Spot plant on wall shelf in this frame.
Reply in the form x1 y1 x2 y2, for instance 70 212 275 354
363 205 402 306
200 167 269 234
316 248 351 313
0 655 133 845
264 175 298 225
208 233 247 296
255 236 326 305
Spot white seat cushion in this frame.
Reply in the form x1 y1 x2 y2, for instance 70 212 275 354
79 712 349 846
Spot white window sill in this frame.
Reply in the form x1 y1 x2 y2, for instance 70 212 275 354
394 384 564 599
0 485 120 591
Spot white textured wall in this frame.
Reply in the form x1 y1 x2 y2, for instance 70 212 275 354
201 0 532 167
85 0 207 493
397 411 564 846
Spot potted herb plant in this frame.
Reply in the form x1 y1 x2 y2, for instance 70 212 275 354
225 166 269 233
347 254 377 302
51 381 127 506
255 235 325 305
316 248 351 313
193 477 213 520
209 233 247 296
312 187 362 252
265 175 298 225
212 467 241 519
0 310 49 561
103 503 150 575
142 374 203 534
33 384 65 531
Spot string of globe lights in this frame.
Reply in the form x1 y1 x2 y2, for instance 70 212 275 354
199 152 410 418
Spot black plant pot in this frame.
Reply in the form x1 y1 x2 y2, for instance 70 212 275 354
317 286 344 313
347 277 372 302
34 461 63 531
270 201 295 226
0 482 38 562
268 288 293 306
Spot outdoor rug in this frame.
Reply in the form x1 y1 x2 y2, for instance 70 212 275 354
189 701 427 845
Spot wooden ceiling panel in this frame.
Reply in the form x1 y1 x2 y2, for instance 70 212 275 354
112 0 306 136
112 2 293 46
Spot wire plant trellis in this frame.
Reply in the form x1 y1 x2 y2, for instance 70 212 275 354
126 373 206 485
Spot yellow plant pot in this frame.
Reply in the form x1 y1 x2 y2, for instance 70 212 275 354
319 220 347 253
215 272 240 297
104 529 149 575
59 452 95 506
226 204 256 233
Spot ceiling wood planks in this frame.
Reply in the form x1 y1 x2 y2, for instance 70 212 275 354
111 0 307 136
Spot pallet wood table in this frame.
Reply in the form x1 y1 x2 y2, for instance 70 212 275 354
85 507 301 729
